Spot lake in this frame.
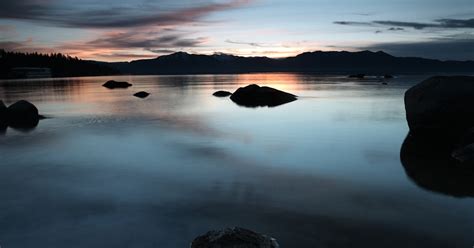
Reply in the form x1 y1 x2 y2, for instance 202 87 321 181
0 73 473 248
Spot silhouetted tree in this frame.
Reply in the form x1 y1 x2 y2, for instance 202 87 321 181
0 49 119 78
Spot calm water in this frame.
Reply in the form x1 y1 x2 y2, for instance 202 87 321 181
0 74 473 248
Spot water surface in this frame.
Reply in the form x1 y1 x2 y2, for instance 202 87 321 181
0 74 473 248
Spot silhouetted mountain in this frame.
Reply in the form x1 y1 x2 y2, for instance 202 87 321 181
0 50 119 79
110 51 474 75
1 49 473 78
110 50 474 75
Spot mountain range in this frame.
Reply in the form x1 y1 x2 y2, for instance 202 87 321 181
2 49 473 79
107 50 474 75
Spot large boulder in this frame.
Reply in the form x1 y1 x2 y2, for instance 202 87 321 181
230 84 297 107
6 100 40 127
102 80 132 89
405 76 474 138
191 227 279 248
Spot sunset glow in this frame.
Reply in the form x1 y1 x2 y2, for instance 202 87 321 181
1 0 473 61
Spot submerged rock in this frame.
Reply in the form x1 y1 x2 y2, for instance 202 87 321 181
348 74 365 79
213 90 232 97
5 100 40 128
102 80 132 89
230 84 297 107
191 227 279 248
133 91 150 98
404 76 474 138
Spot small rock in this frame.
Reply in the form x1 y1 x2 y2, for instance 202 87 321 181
133 91 150 98
348 74 365 79
230 84 297 107
213 91 232 97
6 100 40 127
103 80 132 89
191 227 279 248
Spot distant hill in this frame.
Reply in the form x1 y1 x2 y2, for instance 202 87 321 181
1 49 473 79
110 50 474 75
0 50 119 79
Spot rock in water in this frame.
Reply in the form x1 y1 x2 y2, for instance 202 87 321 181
405 76 474 138
191 227 279 248
0 100 6 119
348 74 365 79
6 100 40 127
133 91 150 98
102 80 132 89
213 91 232 97
230 84 297 107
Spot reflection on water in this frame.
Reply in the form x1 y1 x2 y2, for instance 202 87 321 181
400 133 474 197
0 74 473 248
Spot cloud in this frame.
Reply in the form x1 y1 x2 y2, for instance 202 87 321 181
388 27 404 31
361 38 474 61
225 39 267 47
333 21 372 26
335 18 474 30
0 0 253 29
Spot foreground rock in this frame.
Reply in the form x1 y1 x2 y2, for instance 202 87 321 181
102 80 132 89
402 76 474 196
133 91 150 98
230 84 297 107
191 227 279 248
5 100 41 128
405 76 474 138
213 90 232 97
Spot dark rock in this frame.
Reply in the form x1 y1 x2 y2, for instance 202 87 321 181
348 74 365 79
0 100 6 120
213 90 232 97
6 100 40 128
102 80 132 89
405 76 474 138
230 84 297 107
400 133 474 197
381 82 388 85
133 91 150 98
191 227 279 248
452 143 474 164
384 74 394 79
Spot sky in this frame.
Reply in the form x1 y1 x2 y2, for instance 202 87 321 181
0 0 473 61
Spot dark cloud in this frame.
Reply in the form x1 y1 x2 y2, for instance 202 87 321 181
335 18 474 30
388 27 404 31
56 31 208 54
361 38 474 61
225 39 267 47
375 30 382 34
0 0 253 28
333 21 372 26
